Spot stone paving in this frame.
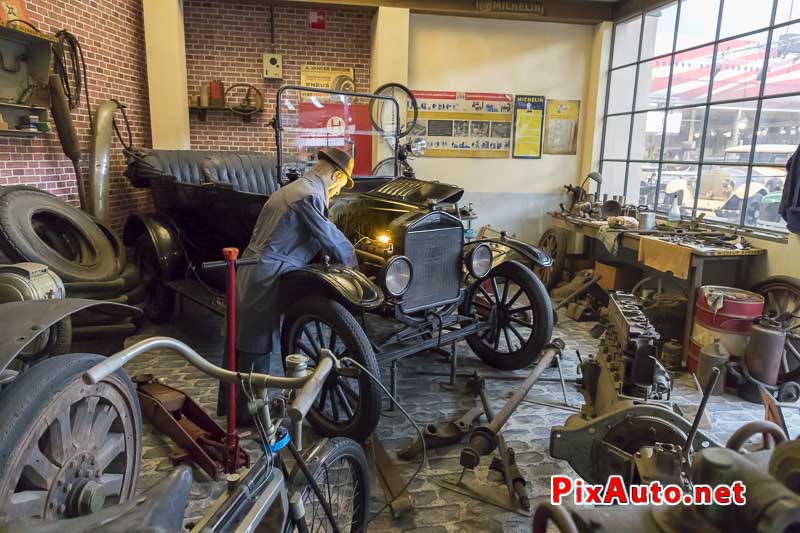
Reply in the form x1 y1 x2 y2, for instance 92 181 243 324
125 301 800 532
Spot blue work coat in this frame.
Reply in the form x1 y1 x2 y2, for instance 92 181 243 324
235 170 358 354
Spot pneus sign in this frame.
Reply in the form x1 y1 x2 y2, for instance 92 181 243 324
475 0 544 15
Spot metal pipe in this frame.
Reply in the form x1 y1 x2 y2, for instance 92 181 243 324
88 100 119 223
224 247 238 473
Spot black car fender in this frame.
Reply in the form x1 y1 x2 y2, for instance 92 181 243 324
122 212 187 281
281 264 384 311
466 236 553 272
0 299 141 375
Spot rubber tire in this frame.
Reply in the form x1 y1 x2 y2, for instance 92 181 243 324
134 234 174 323
282 297 381 442
285 437 370 533
465 261 554 370
0 354 142 521
0 188 119 282
370 82 419 138
64 263 141 299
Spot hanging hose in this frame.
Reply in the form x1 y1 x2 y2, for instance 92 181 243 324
53 30 93 130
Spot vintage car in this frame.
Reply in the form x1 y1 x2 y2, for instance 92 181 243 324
122 85 554 442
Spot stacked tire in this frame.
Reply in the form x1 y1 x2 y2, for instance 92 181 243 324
0 186 143 342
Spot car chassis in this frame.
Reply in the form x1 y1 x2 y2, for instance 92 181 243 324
123 85 554 442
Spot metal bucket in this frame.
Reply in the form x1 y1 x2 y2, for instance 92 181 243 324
698 340 729 395
745 321 786 386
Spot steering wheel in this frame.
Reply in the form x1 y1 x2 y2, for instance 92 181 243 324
225 83 264 116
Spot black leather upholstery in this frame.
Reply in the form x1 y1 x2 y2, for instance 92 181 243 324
129 149 280 194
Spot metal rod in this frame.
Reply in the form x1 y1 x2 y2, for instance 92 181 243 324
475 380 515 498
487 345 560 435
685 367 721 459
553 276 601 312
555 354 569 407
224 247 239 474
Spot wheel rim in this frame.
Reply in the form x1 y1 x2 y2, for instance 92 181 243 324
0 379 139 521
756 281 800 377
535 231 561 286
136 242 168 316
470 272 536 355
290 317 362 428
301 453 365 532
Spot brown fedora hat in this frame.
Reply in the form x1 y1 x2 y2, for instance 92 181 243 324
317 148 355 188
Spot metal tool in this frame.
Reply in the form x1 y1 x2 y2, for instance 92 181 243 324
397 405 483 460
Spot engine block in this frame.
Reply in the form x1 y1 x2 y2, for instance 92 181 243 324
580 292 671 418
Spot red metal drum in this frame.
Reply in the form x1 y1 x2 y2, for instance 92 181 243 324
688 286 764 374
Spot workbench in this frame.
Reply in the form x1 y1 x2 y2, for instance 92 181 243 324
550 213 767 358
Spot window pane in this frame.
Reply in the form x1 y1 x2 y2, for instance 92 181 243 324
603 115 631 159
613 16 643 67
658 163 698 213
630 111 665 161
748 173 789 231
697 165 749 223
776 0 800 24
669 45 714 106
635 57 671 110
663 107 706 161
755 94 800 167
641 3 678 60
704 101 757 162
719 0 773 39
764 24 800 96
608 65 637 114
600 161 627 198
711 32 768 102
676 0 721 51
628 162 660 207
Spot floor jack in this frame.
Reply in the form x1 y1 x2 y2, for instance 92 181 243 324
439 339 565 516
134 249 255 479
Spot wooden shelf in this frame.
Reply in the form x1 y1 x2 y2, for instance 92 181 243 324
0 101 47 111
0 128 47 137
189 106 262 123
0 24 56 45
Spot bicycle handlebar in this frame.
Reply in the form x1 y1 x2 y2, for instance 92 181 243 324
83 336 331 397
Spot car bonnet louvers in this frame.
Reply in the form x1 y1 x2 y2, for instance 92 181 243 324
366 178 464 207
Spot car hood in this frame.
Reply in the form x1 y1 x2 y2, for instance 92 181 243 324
364 177 464 207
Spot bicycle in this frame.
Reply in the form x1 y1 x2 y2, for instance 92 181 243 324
58 336 369 533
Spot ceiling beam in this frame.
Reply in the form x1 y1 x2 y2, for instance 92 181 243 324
273 0 616 25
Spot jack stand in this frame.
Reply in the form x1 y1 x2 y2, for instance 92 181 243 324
364 434 413 518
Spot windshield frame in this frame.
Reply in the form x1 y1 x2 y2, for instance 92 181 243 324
274 84 401 181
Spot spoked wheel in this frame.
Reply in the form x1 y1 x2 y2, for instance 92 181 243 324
465 261 553 370
752 276 800 379
282 298 381 442
534 228 566 290
286 437 369 533
0 354 141 524
134 235 174 323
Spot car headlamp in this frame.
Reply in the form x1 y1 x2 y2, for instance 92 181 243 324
466 243 493 278
382 255 412 297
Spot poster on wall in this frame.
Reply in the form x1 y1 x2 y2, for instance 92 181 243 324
0 1 31 30
411 90 513 158
511 95 545 159
544 99 580 155
300 65 356 98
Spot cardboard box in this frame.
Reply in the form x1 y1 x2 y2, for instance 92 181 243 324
595 260 640 292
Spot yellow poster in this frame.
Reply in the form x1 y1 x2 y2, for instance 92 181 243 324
512 95 544 159
300 66 356 98
544 99 580 155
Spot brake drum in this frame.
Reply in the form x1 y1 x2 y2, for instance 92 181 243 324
0 263 65 353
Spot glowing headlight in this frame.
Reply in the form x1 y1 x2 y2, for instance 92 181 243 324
467 243 493 278
382 256 413 297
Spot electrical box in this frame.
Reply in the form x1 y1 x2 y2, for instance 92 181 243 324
263 53 283 80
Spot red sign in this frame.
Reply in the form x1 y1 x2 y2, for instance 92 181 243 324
307 10 326 31
297 102 373 176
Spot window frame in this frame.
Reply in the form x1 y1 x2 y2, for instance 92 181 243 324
599 0 799 235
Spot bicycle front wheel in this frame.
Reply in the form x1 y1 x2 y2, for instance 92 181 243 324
285 437 370 533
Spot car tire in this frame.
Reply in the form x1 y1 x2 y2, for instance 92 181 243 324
0 354 141 522
282 297 381 442
0 188 119 282
134 234 174 323
465 260 554 370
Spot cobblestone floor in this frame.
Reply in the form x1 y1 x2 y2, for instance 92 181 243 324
125 301 800 532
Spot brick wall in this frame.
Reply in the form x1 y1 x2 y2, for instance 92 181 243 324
0 0 151 232
183 0 373 153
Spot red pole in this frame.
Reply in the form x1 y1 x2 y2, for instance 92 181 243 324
223 247 239 473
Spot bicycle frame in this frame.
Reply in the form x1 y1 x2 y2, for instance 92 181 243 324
84 336 340 533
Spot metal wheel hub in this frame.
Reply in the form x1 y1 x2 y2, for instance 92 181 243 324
48 452 105 518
